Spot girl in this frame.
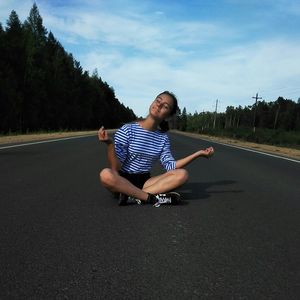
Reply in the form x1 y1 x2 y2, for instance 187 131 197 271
98 91 214 206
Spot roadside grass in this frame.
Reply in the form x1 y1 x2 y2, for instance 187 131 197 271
188 127 300 150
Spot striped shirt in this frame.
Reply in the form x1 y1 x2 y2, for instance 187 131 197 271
114 122 176 173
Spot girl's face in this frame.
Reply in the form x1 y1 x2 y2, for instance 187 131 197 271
149 94 174 121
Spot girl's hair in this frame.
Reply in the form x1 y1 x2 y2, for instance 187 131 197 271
158 91 179 132
159 91 178 116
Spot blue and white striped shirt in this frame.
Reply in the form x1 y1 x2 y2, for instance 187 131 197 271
114 122 176 173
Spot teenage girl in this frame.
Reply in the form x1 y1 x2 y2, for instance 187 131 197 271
98 91 214 206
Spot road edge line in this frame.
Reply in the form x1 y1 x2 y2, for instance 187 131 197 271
0 134 95 150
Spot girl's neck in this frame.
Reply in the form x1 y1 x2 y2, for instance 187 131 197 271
138 115 159 131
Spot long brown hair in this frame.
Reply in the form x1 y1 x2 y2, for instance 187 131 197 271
158 91 179 132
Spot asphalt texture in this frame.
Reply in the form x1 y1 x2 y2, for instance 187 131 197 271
0 132 299 300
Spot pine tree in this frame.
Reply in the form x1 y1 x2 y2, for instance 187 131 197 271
23 3 47 44
0 10 25 132
21 3 49 131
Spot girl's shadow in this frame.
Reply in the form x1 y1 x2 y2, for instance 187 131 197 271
176 180 242 201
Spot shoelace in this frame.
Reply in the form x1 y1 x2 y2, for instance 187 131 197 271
153 194 172 207
135 198 142 205
126 196 142 205
131 195 173 207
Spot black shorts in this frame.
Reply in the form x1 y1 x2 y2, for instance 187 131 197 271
119 171 151 189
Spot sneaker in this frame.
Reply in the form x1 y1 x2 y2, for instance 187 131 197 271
134 198 142 205
127 196 143 205
153 192 181 207
118 193 128 206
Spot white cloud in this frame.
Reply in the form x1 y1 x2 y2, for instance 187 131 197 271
80 37 300 116
40 1 233 59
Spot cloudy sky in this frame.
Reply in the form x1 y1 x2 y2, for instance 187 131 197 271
1 0 300 117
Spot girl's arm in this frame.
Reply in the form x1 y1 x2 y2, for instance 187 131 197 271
175 147 214 169
98 127 121 171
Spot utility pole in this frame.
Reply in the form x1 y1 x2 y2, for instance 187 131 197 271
273 102 280 129
252 93 262 133
213 99 218 129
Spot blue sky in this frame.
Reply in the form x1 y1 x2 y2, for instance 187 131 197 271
1 0 300 117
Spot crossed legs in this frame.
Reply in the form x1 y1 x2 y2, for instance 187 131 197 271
99 168 188 202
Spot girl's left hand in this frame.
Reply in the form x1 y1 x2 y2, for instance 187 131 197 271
200 146 214 158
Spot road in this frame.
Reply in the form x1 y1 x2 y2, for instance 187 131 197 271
0 132 299 299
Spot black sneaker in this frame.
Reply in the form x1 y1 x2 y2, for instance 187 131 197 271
153 192 181 207
118 193 128 206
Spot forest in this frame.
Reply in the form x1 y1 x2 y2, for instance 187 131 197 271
177 97 300 147
0 4 136 134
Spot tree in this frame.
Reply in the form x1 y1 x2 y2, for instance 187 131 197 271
180 107 187 131
23 3 47 44
0 10 25 132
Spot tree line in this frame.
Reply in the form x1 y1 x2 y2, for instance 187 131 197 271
177 97 300 147
0 4 136 134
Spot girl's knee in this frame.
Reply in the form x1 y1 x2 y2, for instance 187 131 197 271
99 168 116 187
170 168 188 184
178 168 189 183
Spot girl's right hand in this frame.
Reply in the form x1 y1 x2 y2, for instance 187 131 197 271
98 126 112 144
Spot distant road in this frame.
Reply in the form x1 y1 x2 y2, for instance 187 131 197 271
0 132 299 299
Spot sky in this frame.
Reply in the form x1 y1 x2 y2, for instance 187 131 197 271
1 0 300 117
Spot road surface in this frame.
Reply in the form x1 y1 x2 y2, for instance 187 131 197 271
0 132 299 299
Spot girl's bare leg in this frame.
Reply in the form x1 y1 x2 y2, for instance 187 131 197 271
99 168 149 201
100 168 188 201
143 169 188 194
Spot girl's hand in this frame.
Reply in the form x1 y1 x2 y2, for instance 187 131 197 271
199 146 214 158
98 126 112 144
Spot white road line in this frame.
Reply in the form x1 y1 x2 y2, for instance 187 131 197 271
199 137 300 164
0 134 95 150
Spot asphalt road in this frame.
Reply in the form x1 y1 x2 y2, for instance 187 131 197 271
0 132 299 300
